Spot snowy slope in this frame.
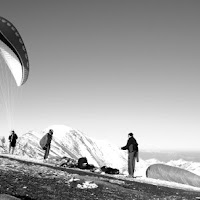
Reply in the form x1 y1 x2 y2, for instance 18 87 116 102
1 154 200 193
14 125 128 171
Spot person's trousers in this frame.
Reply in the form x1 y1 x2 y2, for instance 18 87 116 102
44 145 50 159
128 151 136 175
9 143 16 154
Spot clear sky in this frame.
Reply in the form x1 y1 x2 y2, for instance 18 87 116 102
0 0 200 151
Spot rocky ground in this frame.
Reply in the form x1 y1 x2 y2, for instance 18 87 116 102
0 155 200 200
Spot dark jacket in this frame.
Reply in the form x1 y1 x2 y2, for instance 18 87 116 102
8 133 18 147
46 133 52 147
121 136 138 153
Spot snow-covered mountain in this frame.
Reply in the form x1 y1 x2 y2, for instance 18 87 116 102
14 125 128 172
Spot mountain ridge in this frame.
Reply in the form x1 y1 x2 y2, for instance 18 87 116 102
14 125 127 172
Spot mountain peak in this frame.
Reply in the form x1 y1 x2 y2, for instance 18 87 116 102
15 125 128 172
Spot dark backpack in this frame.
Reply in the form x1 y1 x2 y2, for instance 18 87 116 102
78 157 88 169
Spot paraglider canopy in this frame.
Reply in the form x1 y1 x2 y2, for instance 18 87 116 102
0 16 29 86
0 16 30 130
0 40 22 86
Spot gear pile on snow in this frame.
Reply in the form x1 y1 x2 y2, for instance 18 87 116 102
59 157 78 168
101 166 120 174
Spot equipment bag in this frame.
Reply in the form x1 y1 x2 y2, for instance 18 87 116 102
39 134 48 150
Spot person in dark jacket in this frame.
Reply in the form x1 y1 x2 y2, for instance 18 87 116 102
8 130 18 154
43 129 53 162
121 132 139 177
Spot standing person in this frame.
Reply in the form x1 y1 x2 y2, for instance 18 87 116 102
8 130 18 154
121 132 139 178
43 129 53 162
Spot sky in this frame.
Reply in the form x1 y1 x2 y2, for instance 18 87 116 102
0 0 200 151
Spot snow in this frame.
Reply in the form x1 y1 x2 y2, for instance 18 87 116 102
2 124 200 192
77 181 98 189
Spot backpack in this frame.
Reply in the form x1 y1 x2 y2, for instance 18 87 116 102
78 157 88 169
101 166 119 174
39 134 48 150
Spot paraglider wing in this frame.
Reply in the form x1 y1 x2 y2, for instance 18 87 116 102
146 163 200 188
0 16 29 86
